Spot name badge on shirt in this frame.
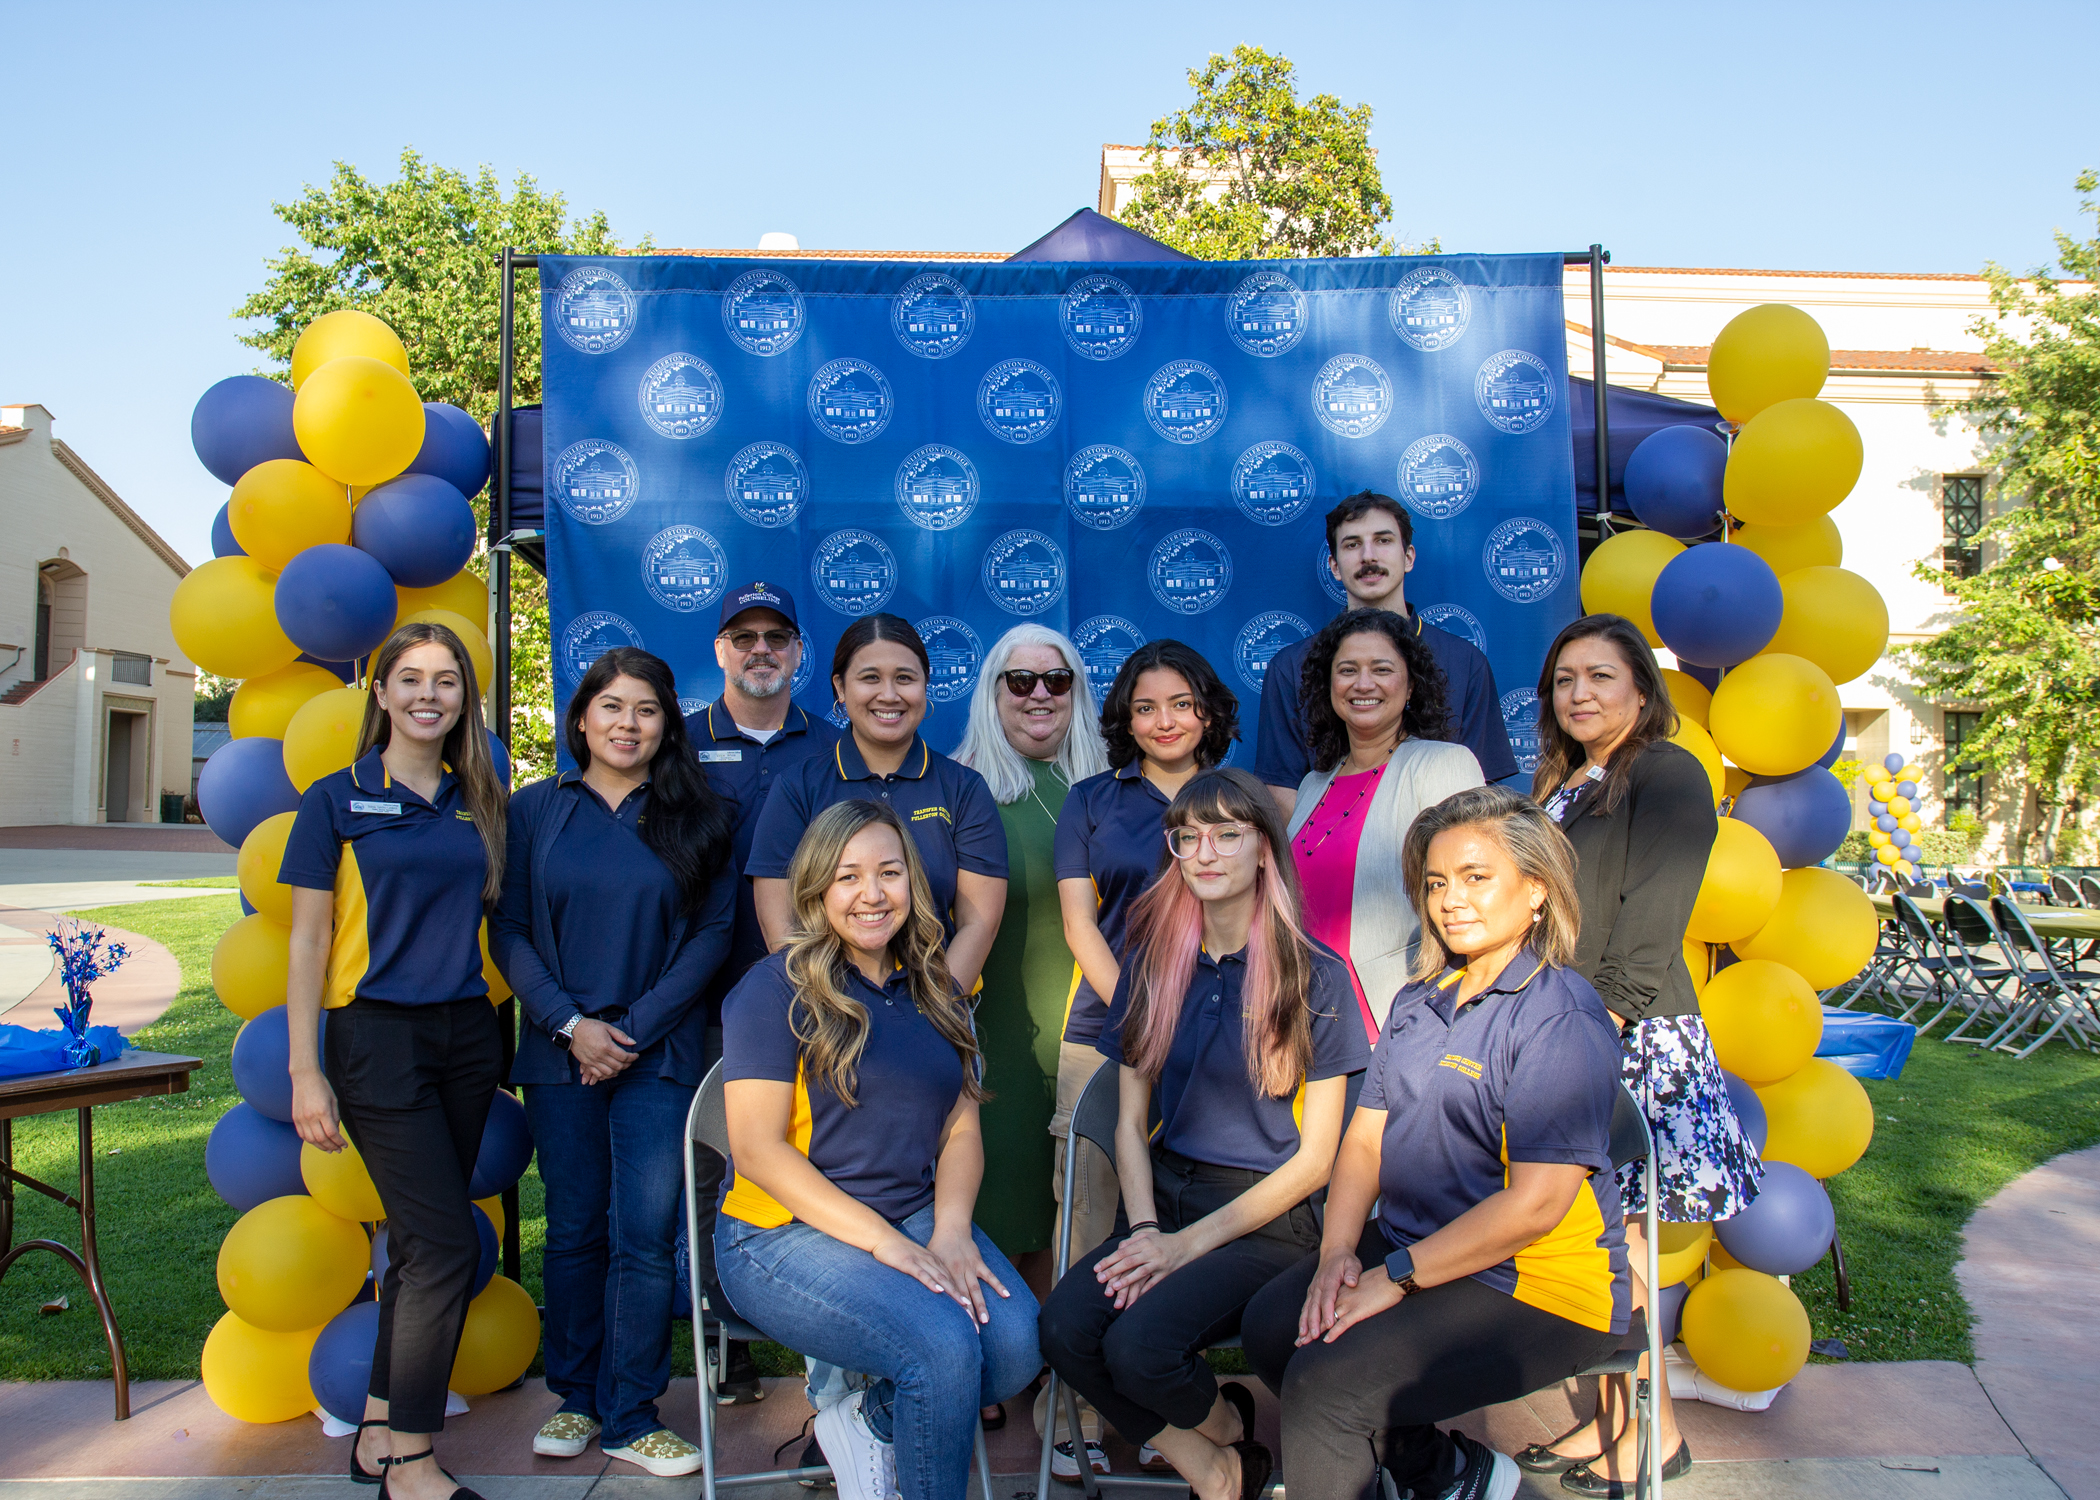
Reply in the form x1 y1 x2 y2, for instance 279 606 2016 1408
696 749 744 763
350 800 403 815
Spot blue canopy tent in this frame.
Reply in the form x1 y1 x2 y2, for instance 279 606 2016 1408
1572 378 1722 521
1007 207 1196 264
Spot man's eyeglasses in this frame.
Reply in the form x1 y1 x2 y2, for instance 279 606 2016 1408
1001 669 1074 698
719 629 798 653
1165 824 1252 860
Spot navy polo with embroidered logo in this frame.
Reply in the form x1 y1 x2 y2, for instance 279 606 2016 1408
1360 951 1629 1334
746 734 1007 932
279 748 489 1009
1255 610 1518 787
683 696 840 1004
1097 942 1368 1173
717 952 967 1225
1052 764 1172 1045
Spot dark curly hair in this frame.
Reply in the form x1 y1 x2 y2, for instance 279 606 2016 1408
1300 608 1454 773
1099 640 1239 771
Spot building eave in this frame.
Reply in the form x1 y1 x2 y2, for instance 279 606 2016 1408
50 441 191 578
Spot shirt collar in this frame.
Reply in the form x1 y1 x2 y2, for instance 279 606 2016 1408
835 734 930 782
707 698 810 744
349 747 455 798
1194 945 1247 974
1113 760 1145 782
1427 948 1547 1019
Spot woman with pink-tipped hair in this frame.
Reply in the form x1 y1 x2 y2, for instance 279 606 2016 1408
1038 768 1369 1500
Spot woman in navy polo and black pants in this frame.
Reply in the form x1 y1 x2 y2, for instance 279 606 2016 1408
285 622 509 1500
491 647 736 1477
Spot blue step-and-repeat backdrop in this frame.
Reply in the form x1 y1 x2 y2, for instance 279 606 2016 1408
538 252 1577 769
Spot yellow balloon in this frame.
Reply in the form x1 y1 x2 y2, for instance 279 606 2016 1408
169 556 300 680
475 1195 506 1240
397 609 493 696
212 913 293 1020
451 1275 542 1395
1736 866 1878 989
1656 1221 1714 1287
1868 829 1891 848
293 356 426 487
1723 764 1753 802
237 812 297 925
1579 530 1684 646
1723 399 1864 528
1669 719 1725 806
1683 938 1711 999
229 662 344 741
1687 819 1783 944
284 687 370 792
397 571 490 633
1887 796 1912 817
301 1135 386 1222
1681 1269 1810 1393
1709 654 1843 777
217 1194 370 1332
1756 1056 1874 1177
1660 668 1712 728
291 309 411 391
1733 515 1843 577
201 1311 320 1424
1898 814 1921 833
1763 567 1889 685
1707 304 1831 425
1875 845 1899 866
1700 958 1823 1085
227 459 352 573
1894 859 1916 877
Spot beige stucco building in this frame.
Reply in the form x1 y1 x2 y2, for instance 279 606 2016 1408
0 403 196 825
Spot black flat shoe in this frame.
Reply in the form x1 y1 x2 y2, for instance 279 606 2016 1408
1515 1442 1591 1475
981 1402 1007 1431
1559 1440 1692 1497
379 1448 486 1500
1220 1381 1258 1446
1231 1440 1274 1500
351 1420 387 1485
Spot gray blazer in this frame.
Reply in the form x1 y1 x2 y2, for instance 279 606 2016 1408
1288 737 1485 1028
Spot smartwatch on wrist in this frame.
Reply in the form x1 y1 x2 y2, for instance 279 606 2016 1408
1383 1245 1421 1296
552 1015 584 1052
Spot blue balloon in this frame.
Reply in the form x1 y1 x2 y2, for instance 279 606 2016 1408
370 1204 496 1298
211 502 246 559
196 736 299 848
276 544 399 662
469 1090 534 1198
191 375 302 487
407 403 492 499
1869 799 1889 817
1884 753 1906 773
1734 766 1853 869
1876 814 1898 833
309 1301 382 1425
1816 719 1846 770
1624 425 1729 539
1657 1280 1690 1345
230 1005 326 1123
240 894 258 918
1651 543 1783 668
205 1103 308 1211
1679 661 1721 692
1721 1070 1767 1153
1897 780 1918 800
299 652 357 684
352 474 477 588
1716 1161 1834 1276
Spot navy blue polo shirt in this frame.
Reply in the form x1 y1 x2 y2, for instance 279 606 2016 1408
280 748 489 1009
718 951 967 1225
746 734 1008 932
685 697 841 1003
1255 608 1517 786
1098 941 1368 1173
1362 951 1629 1334
1053 763 1174 1045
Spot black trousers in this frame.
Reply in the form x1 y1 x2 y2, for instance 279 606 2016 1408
1243 1222 1622 1500
1038 1147 1320 1445
326 997 503 1434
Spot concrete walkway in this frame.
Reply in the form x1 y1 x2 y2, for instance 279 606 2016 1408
0 906 184 1031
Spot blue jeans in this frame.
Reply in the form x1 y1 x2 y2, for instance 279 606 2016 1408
525 1060 696 1446
717 1203 1041 1500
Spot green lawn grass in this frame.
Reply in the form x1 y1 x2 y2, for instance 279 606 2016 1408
139 877 239 888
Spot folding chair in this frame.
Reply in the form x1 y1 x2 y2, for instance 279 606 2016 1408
2049 874 2082 908
1883 895 1963 1031
2079 876 2100 909
1937 896 2019 1045
684 1062 996 1500
1985 898 2100 1059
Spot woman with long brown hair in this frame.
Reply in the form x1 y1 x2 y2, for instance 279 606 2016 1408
282 621 508 1500
715 799 1040 1500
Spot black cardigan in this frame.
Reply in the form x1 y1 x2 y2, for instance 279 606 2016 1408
1557 740 1719 1024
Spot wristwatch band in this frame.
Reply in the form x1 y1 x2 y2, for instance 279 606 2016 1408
1384 1245 1422 1295
553 1014 584 1051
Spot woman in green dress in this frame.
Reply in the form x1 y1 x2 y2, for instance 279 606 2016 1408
954 624 1110 1290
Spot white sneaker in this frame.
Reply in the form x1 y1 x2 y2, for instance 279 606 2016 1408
603 1428 704 1477
1051 1438 1111 1482
1138 1442 1174 1472
814 1389 897 1500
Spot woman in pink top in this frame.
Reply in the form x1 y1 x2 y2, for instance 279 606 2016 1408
1285 609 1484 1040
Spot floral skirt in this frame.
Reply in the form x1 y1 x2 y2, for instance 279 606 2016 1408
1617 1013 1763 1222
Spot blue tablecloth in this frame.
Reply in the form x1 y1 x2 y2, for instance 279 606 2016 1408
0 1025 131 1079
1817 1007 1916 1080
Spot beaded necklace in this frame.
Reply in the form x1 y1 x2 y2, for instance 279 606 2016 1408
1293 758 1388 861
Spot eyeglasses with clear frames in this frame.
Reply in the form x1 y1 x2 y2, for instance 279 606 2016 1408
1165 823 1252 859
719 629 798 653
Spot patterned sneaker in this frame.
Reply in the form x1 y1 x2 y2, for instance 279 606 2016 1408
1051 1438 1111 1482
532 1411 601 1458
814 1390 896 1500
604 1428 705 1477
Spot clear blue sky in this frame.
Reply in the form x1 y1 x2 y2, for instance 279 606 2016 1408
6 0 2094 568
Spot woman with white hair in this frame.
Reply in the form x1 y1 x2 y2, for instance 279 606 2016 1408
953 625 1109 1299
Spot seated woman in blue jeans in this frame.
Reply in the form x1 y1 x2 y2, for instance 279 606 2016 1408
716 798 1040 1500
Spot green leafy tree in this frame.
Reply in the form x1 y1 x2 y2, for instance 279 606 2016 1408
1117 45 1422 260
1903 171 2100 863
234 148 645 780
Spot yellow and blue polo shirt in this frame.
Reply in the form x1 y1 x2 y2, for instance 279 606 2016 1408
1362 951 1630 1334
280 749 490 1010
717 951 967 1227
1052 762 1173 1045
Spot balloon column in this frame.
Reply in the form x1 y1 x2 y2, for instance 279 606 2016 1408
1584 302 1888 1398
179 312 538 1423
1861 752 1932 876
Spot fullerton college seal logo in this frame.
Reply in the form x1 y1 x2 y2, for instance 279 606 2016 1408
1399 435 1480 520
1231 442 1317 526
1144 360 1228 445
982 529 1067 617
1316 535 1347 605
977 359 1062 445
1312 354 1392 439
1226 270 1308 357
892 272 974 359
550 440 639 525
1389 266 1471 352
640 526 728 614
1060 274 1142 361
1475 350 1556 435
894 445 980 531
1420 603 1487 652
1482 517 1568 604
721 269 806 357
552 265 636 354
1501 687 1544 773
808 359 894 445
1149 529 1233 615
723 442 808 528
637 354 723 440
914 616 984 704
559 611 644 688
811 529 899 616
1064 445 1146 531
1074 616 1146 704
1234 612 1313 692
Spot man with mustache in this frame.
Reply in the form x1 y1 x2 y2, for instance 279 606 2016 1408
1255 493 1518 818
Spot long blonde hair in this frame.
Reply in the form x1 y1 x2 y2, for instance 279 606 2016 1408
358 621 507 902
1403 785 1581 982
781 800 984 1107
